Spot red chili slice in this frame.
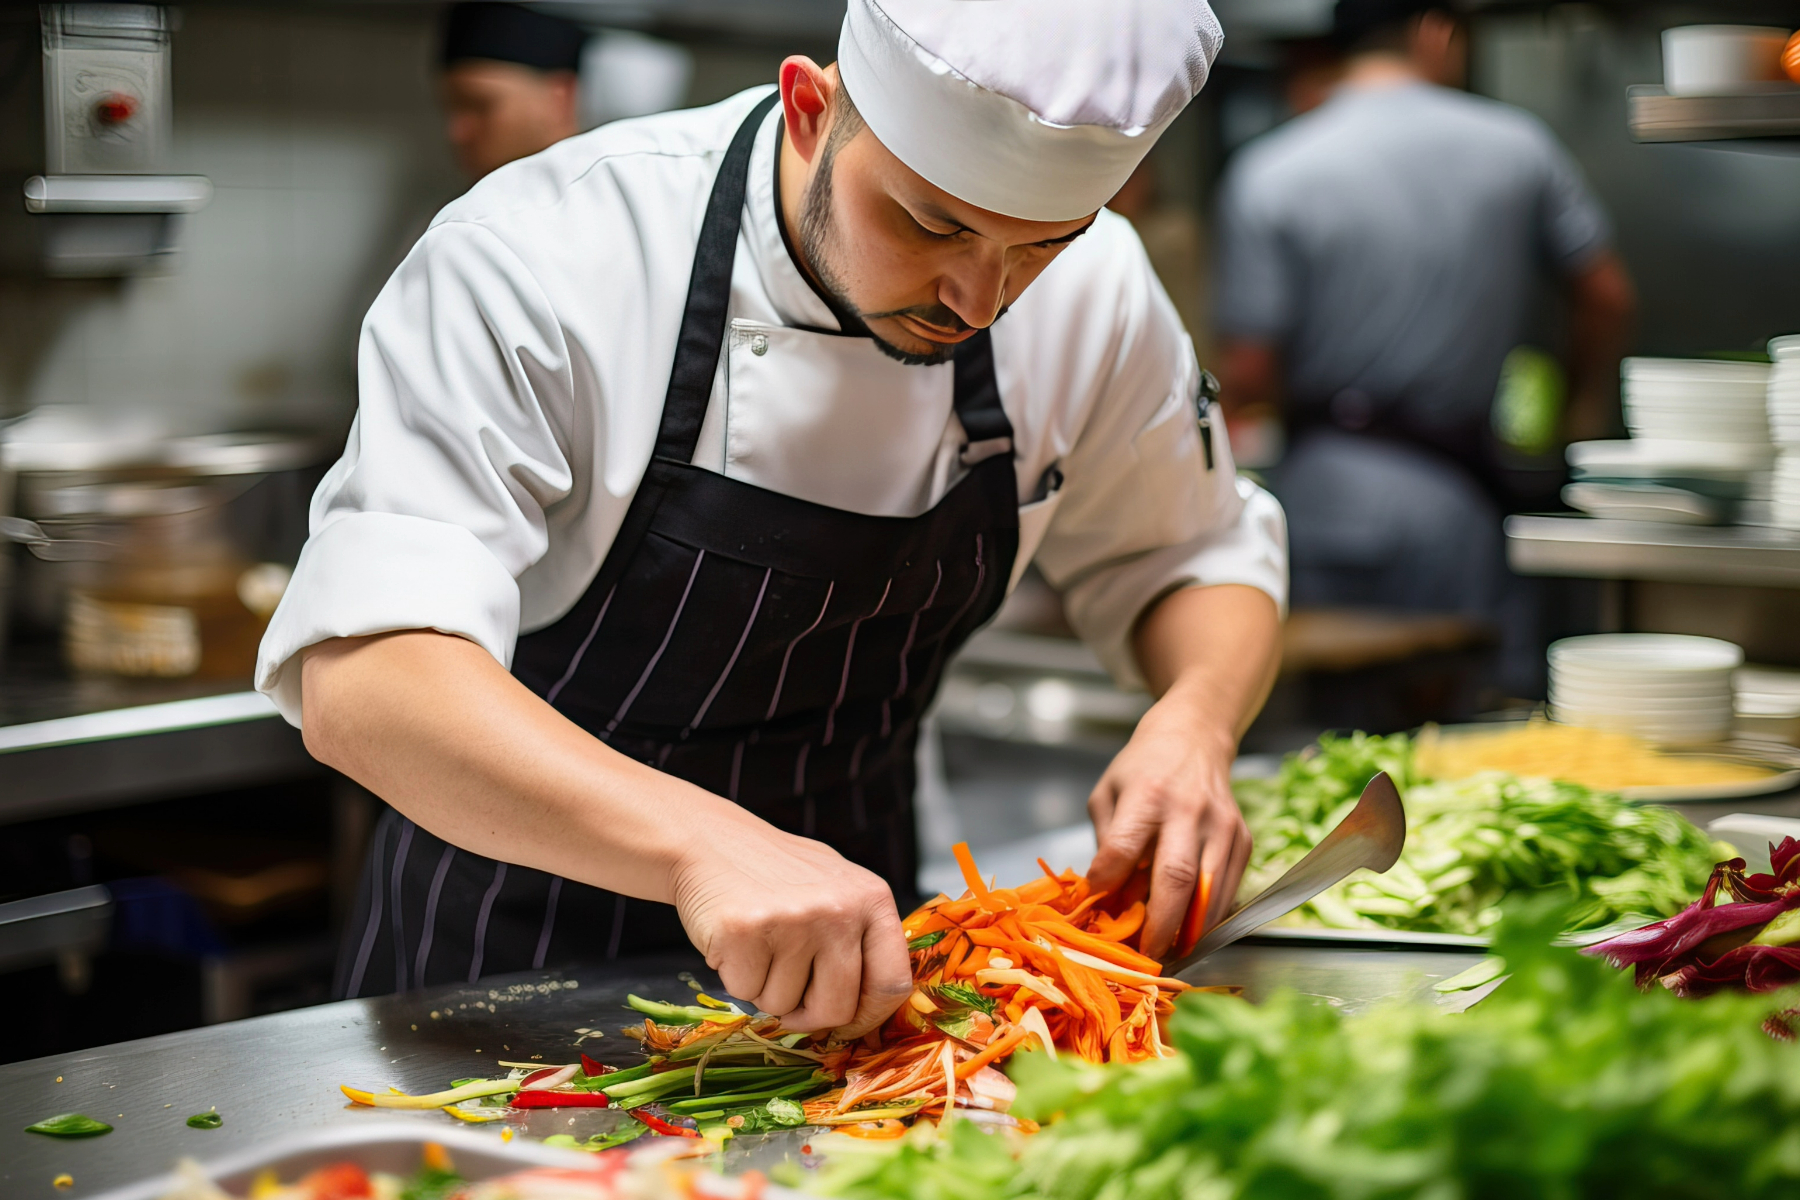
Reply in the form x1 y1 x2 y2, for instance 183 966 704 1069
509 1090 611 1109
580 1054 616 1078
629 1108 700 1137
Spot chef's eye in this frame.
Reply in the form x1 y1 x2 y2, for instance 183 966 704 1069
909 212 966 240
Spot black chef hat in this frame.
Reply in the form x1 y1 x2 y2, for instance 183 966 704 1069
441 2 588 73
1332 0 1458 50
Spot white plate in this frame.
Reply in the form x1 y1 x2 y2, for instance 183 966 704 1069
1549 686 1732 709
1550 713 1734 743
1549 668 1733 693
1550 634 1744 673
1624 356 1771 383
1561 482 1721 524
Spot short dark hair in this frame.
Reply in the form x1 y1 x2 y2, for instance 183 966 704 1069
1332 0 1459 54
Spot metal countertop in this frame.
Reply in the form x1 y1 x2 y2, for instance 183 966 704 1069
0 941 1488 1198
0 641 322 823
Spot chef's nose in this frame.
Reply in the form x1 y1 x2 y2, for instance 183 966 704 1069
936 243 1009 331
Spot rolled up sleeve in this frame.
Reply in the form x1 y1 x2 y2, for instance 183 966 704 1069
1035 259 1289 691
256 220 578 725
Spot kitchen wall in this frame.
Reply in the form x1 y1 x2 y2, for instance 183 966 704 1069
0 6 465 433
1474 4 1800 358
0 5 831 439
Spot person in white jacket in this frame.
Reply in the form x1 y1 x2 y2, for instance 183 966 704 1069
258 0 1288 1036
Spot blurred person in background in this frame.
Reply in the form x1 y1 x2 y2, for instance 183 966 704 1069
1212 0 1634 695
439 2 587 181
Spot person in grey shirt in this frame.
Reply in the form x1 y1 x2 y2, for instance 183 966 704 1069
1213 0 1634 694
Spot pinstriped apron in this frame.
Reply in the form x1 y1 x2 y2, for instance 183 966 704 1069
336 93 1019 996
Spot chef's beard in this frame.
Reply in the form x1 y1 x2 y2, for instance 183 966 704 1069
798 121 1001 367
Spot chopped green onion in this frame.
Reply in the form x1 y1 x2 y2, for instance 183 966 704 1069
26 1114 112 1138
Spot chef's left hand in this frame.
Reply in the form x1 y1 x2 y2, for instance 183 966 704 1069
1084 694 1251 962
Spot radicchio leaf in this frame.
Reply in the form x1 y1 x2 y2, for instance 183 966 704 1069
1583 839 1800 996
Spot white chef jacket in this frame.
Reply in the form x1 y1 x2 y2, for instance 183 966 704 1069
256 88 1288 724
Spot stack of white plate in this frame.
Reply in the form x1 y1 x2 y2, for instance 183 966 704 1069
1735 664 1800 742
1768 337 1800 528
1548 633 1743 744
1623 357 1771 445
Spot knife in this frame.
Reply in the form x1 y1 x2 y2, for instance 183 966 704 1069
1164 770 1408 979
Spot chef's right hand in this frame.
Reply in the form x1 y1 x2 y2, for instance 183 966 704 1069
668 824 913 1038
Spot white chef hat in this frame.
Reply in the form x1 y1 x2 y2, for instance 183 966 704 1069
837 0 1223 223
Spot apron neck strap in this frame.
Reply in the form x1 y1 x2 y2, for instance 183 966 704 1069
952 328 1011 449
655 90 781 465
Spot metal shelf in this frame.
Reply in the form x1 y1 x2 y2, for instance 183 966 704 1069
1628 84 1800 144
1506 513 1800 587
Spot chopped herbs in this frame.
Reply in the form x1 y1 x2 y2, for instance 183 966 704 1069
934 982 997 1016
185 1111 223 1129
907 930 948 951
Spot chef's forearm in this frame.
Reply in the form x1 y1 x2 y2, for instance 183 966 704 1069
298 631 752 902
1131 583 1281 744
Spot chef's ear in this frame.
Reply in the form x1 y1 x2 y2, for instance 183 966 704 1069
780 56 836 163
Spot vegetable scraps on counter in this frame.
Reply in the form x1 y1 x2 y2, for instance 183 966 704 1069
808 899 1800 1200
340 843 1220 1138
25 1113 113 1138
1235 731 1729 935
1585 835 1800 997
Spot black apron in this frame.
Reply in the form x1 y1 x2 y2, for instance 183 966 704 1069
336 94 1020 997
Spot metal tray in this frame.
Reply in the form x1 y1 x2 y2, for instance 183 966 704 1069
1246 923 1629 952
1244 926 1490 952
86 1120 612 1200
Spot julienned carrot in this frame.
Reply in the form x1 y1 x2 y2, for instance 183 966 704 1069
1033 921 1163 975
1087 903 1146 943
942 932 972 979
906 910 956 940
964 927 1014 949
954 1026 1031 1079
952 843 994 906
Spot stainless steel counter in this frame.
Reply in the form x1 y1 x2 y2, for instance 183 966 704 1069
0 649 325 825
1 942 1487 1198
1506 514 1800 587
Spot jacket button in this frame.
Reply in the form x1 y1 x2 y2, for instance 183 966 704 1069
750 334 769 356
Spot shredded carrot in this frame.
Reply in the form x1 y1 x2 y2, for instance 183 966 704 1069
941 932 970 979
954 1026 1031 1079
952 842 994 906
814 843 1200 1133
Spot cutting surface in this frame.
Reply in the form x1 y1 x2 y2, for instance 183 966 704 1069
1 944 1488 1198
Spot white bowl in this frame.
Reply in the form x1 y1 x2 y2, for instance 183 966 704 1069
1770 334 1800 362
1662 25 1795 96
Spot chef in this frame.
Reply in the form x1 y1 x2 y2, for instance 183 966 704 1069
258 0 1287 1037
